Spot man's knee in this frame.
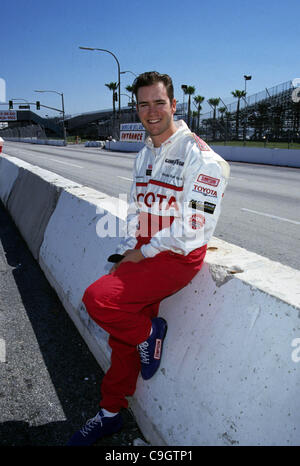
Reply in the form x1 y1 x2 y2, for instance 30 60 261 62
82 278 104 315
82 276 116 320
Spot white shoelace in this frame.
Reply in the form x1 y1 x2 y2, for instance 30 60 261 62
138 341 150 364
80 412 103 437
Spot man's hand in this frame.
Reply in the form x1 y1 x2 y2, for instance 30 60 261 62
109 249 145 273
121 249 144 263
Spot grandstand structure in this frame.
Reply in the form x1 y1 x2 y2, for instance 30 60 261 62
65 106 136 140
194 80 300 143
0 109 63 139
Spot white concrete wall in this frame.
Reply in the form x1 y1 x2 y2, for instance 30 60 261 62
211 144 300 168
3 137 66 146
104 140 300 168
3 137 299 166
85 141 105 148
0 156 33 205
105 140 145 152
132 239 300 445
0 153 299 446
0 156 79 259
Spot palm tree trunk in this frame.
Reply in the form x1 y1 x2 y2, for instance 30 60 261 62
113 95 116 117
188 95 191 128
235 99 240 139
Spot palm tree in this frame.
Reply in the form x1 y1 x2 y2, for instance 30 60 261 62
105 82 118 117
126 85 134 103
191 111 198 132
218 107 227 141
193 95 205 132
218 106 226 118
207 98 220 120
231 89 246 139
208 98 220 140
183 86 196 128
126 84 135 120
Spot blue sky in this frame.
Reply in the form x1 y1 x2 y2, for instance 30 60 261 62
1 0 299 118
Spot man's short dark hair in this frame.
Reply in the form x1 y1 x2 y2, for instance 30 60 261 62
133 71 174 104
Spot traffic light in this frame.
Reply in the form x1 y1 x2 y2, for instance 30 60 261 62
9 100 13 109
114 92 118 101
36 101 40 110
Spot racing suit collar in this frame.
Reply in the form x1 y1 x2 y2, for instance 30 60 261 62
144 119 190 151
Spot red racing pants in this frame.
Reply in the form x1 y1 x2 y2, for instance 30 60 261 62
82 237 206 412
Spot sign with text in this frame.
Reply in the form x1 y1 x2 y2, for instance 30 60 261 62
0 110 17 121
120 131 145 142
120 123 144 131
120 122 145 143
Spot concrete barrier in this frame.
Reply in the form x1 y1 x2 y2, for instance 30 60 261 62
85 141 105 148
0 156 33 206
0 156 80 259
104 140 300 168
3 136 300 166
3 137 66 146
0 153 299 446
133 239 300 446
105 140 145 152
211 145 300 168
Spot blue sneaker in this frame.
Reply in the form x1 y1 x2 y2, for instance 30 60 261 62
67 409 123 446
138 317 168 380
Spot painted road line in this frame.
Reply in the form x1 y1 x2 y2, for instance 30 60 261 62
241 208 300 225
0 338 6 363
49 158 83 168
117 176 133 182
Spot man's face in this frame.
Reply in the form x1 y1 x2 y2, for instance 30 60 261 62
136 82 177 146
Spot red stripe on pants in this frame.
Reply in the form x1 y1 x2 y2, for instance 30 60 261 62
82 239 207 412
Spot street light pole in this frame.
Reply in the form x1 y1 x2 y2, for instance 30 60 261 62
120 70 137 78
242 76 252 145
120 71 138 122
181 84 187 122
34 89 66 144
120 93 133 103
79 46 121 118
244 74 252 96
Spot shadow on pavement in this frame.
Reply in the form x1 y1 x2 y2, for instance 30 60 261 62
0 202 142 446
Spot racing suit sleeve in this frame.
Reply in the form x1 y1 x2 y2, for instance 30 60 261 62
115 157 140 254
140 145 230 257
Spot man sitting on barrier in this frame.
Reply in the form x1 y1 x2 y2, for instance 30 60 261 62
67 71 230 446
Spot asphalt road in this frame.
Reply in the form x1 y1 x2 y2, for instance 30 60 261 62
0 202 145 447
3 141 300 270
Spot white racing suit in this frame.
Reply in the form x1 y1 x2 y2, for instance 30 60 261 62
117 119 230 257
82 120 230 412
